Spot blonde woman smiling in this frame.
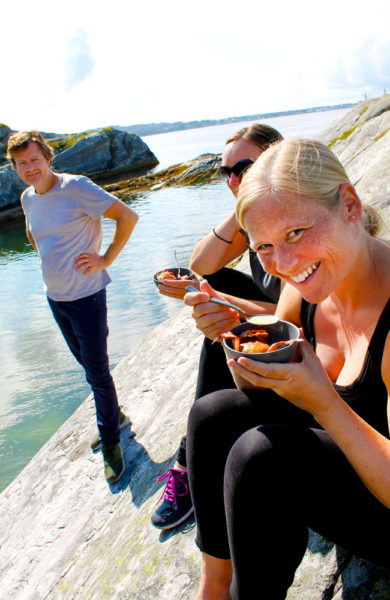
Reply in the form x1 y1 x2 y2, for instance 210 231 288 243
184 138 390 600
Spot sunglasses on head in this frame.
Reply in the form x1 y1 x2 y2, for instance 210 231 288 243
219 158 254 182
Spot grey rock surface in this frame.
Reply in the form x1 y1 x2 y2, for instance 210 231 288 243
105 153 222 199
0 309 203 600
0 163 26 210
317 94 390 219
0 124 12 161
52 129 159 180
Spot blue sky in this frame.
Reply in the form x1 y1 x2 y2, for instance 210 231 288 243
4 0 390 134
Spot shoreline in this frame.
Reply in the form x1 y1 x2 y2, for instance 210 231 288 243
114 103 358 137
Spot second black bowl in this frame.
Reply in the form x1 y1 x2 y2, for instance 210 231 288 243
153 267 195 287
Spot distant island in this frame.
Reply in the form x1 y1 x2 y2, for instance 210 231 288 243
112 103 357 137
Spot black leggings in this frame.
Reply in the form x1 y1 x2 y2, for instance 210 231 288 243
186 388 390 600
176 267 274 467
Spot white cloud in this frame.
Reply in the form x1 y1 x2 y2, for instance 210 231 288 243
2 0 390 132
64 29 95 90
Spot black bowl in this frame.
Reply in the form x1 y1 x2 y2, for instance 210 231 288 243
153 267 195 287
222 320 299 363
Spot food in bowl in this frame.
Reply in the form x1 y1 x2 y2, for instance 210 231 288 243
153 267 195 287
155 269 191 281
217 321 300 363
214 328 291 353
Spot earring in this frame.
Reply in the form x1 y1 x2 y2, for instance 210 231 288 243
351 215 356 220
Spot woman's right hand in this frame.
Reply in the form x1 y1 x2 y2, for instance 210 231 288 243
157 276 201 300
183 279 241 340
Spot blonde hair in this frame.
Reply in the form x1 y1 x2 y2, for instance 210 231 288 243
236 138 382 237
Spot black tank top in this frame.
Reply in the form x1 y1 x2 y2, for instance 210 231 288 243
300 298 390 438
249 248 281 303
240 227 281 303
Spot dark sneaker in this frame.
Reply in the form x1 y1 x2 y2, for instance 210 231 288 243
102 443 125 484
151 468 194 529
90 409 131 452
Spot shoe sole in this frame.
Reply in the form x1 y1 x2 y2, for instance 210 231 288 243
92 415 131 452
151 505 194 530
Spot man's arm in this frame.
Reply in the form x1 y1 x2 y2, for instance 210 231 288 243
101 199 139 266
25 218 38 252
73 199 138 275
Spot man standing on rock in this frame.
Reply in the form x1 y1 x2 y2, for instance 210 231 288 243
6 130 139 485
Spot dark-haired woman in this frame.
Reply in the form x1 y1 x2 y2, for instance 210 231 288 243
151 124 284 530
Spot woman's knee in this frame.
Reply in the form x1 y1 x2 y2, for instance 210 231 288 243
226 426 276 481
224 424 299 499
224 424 328 500
187 389 251 467
188 389 246 437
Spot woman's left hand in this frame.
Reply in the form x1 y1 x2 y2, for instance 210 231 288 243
228 339 338 418
158 277 200 300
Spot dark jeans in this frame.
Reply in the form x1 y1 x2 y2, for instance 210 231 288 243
48 289 120 446
187 388 390 600
176 267 275 467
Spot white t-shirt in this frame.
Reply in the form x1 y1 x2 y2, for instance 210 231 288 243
21 174 116 301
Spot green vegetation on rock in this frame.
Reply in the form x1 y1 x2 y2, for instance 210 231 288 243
49 130 98 154
329 126 358 148
374 129 390 142
104 154 221 197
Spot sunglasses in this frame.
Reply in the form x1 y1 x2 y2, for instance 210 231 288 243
219 158 254 182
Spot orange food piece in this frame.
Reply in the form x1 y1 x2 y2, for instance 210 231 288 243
215 328 291 354
240 329 270 343
241 341 270 353
156 270 177 281
237 329 270 352
267 340 291 352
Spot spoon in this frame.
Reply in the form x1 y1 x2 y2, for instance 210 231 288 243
174 250 182 277
185 285 247 321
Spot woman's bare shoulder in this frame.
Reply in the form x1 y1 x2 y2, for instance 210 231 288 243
375 238 390 287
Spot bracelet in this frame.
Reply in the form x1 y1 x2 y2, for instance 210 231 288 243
213 228 233 244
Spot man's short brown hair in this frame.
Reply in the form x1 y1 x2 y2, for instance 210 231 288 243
6 130 54 167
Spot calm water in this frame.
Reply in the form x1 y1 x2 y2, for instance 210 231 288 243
0 108 349 492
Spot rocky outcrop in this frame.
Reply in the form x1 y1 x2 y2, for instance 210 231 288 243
105 153 221 198
0 164 26 213
0 125 26 215
51 128 159 181
0 128 159 216
317 94 390 218
0 124 12 160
